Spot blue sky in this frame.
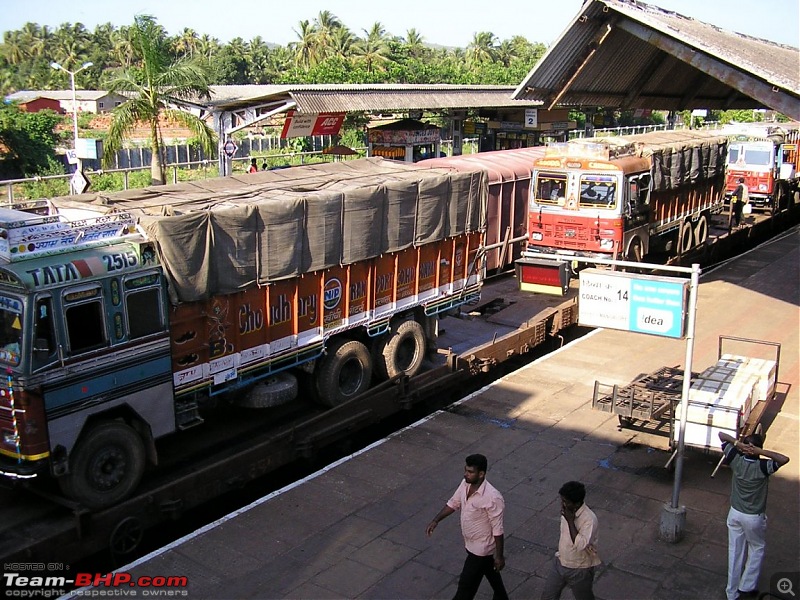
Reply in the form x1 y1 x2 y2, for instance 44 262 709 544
2 0 798 48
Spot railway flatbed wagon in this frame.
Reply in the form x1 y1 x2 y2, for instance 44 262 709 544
592 336 780 460
0 158 489 509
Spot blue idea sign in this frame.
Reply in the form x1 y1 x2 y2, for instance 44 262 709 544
578 269 688 339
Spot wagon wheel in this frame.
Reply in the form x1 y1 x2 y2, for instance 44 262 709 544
110 516 144 556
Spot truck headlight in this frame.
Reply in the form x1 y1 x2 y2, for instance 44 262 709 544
531 232 544 241
599 239 614 250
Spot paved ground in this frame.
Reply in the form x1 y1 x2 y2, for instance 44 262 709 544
117 227 799 600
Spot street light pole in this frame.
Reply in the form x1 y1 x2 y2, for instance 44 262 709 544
51 61 93 192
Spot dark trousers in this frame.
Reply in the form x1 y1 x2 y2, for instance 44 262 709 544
541 555 595 600
733 201 743 226
453 550 508 600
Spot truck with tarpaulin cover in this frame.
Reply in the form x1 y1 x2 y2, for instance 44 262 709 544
723 123 800 211
515 130 727 292
0 158 487 509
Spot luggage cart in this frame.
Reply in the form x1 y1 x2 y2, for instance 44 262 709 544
591 336 780 469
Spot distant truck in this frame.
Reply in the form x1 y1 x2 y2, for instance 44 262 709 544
724 124 800 212
0 158 487 508
516 130 727 292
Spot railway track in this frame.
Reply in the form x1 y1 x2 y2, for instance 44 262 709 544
1 201 797 573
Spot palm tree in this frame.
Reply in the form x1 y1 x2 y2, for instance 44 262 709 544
291 20 319 69
330 27 356 59
467 31 498 65
1 31 25 65
175 28 199 58
104 15 216 186
404 29 425 59
354 22 391 74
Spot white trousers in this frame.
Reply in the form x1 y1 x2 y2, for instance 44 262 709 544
726 506 767 600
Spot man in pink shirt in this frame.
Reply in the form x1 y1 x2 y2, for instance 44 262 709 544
426 453 508 600
542 480 601 600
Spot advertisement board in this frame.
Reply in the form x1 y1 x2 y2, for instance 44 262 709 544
578 268 689 338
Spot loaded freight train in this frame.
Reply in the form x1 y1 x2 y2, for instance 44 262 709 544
0 158 488 509
515 129 729 291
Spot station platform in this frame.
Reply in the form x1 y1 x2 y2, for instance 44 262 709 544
110 227 798 600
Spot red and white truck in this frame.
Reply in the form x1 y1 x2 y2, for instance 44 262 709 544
515 130 727 292
723 123 800 212
0 158 487 508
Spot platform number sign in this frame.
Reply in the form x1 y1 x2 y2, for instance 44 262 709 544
524 109 538 129
578 269 688 339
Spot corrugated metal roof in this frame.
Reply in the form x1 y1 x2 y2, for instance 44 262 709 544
207 84 542 112
513 0 800 120
5 90 115 102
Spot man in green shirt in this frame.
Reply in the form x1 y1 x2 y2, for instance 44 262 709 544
719 432 790 600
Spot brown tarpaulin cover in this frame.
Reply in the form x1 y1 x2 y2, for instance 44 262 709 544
47 158 487 303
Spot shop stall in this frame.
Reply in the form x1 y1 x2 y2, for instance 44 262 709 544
368 119 441 163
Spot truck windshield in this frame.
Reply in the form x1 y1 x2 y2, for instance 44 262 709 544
534 172 568 206
0 297 24 366
579 175 617 209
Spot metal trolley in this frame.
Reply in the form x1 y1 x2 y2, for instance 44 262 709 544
591 336 780 469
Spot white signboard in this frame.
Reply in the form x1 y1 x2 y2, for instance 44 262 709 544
578 268 688 339
524 109 538 129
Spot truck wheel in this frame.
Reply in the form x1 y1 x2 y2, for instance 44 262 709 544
236 372 298 408
679 221 693 255
380 319 426 379
316 339 373 407
59 421 146 509
693 214 709 247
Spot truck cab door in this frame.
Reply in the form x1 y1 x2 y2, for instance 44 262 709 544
31 294 61 372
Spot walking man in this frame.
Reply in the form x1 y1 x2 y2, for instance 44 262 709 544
719 432 789 600
426 453 508 600
541 481 600 600
731 177 749 228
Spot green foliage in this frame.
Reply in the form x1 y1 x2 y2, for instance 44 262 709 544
103 15 216 185
0 103 62 178
17 157 70 198
77 111 95 129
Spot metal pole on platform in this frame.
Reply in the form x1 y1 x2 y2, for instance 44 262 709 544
659 262 701 542
51 60 93 191
672 262 700 507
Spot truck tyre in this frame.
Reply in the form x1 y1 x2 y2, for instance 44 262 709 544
380 319 426 379
59 421 146 509
316 338 373 407
679 221 693 255
236 372 299 408
693 214 709 247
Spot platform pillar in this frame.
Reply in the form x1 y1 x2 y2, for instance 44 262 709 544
659 502 686 543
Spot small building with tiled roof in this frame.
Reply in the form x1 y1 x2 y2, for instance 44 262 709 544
5 90 128 114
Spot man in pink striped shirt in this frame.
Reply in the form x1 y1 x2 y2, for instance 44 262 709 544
426 453 508 600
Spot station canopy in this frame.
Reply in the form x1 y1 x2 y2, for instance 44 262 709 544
199 84 544 134
513 0 800 120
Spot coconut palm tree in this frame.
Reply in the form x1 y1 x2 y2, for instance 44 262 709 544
103 15 216 186
330 27 357 60
291 20 320 69
404 28 425 58
354 22 391 75
467 31 498 65
175 28 199 58
1 31 25 65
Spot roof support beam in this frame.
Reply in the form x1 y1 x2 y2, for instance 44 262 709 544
545 18 617 110
678 71 708 109
617 18 800 120
622 50 669 110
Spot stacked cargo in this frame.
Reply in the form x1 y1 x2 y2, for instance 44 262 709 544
676 353 777 448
